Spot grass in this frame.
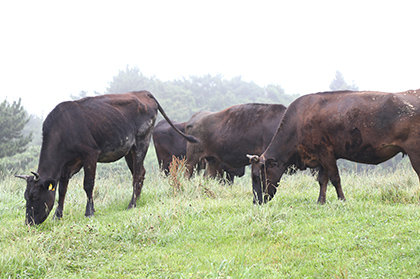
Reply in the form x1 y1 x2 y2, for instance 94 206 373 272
1 160 420 278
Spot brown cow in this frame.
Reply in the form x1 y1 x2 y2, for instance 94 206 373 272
186 103 287 181
16 91 197 225
248 89 420 205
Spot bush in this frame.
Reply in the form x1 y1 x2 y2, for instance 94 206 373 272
0 145 39 178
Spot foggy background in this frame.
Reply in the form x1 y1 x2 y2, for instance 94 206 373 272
1 0 419 117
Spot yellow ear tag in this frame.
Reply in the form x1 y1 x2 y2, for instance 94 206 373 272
48 184 55 191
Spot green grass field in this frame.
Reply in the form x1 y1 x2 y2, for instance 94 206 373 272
1 161 420 278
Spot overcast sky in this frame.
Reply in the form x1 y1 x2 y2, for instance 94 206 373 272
1 0 419 117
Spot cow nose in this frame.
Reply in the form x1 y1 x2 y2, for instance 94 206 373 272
26 207 35 225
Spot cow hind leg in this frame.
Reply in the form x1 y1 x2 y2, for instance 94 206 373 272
316 167 329 204
126 146 147 209
205 157 224 182
82 160 98 217
324 161 346 202
225 172 235 184
407 153 420 202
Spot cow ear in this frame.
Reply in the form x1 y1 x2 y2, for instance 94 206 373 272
44 180 57 192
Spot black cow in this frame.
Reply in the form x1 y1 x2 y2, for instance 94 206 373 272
16 91 197 225
185 104 287 181
153 119 241 183
249 90 420 205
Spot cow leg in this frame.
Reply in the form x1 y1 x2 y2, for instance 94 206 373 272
162 160 171 176
324 159 346 202
205 157 224 181
330 172 346 202
185 156 199 179
225 172 235 184
407 154 420 201
126 146 147 209
318 157 346 203
83 160 98 217
316 167 329 204
186 142 203 179
53 177 69 220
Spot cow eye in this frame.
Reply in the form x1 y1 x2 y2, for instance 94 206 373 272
29 192 39 201
266 159 278 168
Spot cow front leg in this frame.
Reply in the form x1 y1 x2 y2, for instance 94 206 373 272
53 178 69 220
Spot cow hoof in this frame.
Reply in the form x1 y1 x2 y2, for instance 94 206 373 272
53 214 62 221
127 203 136 210
53 210 63 220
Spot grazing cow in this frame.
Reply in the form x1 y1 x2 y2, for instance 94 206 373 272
248 89 420 205
16 91 197 225
153 119 241 183
185 103 287 181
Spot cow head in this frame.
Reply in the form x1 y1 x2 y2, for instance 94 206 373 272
16 172 56 225
247 154 283 205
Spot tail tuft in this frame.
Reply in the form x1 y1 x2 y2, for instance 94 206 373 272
186 135 199 143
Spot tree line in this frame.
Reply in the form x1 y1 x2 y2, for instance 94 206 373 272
1 69 402 176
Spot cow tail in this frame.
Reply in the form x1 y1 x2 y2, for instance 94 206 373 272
150 94 199 143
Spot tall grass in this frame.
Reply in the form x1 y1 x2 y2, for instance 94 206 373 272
1 159 420 278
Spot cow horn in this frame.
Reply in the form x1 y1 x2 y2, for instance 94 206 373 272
31 171 40 181
15 175 31 181
246 154 260 163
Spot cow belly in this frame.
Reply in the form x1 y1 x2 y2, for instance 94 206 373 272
97 137 135 163
340 145 403 165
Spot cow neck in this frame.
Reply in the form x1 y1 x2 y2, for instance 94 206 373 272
264 121 297 167
36 145 65 181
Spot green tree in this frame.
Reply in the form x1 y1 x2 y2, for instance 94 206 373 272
70 90 88 100
106 66 157 94
105 66 298 122
23 115 43 146
329 70 359 91
0 98 32 159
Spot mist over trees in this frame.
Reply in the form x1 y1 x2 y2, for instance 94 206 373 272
105 66 299 122
329 70 359 91
0 99 32 159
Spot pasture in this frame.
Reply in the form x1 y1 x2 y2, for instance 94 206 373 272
1 159 420 278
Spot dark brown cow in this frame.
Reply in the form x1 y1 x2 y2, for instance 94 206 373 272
153 119 188 174
153 119 242 183
249 89 420 205
186 103 287 181
16 91 197 225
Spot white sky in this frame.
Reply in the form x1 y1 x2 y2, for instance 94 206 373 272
1 0 419 117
